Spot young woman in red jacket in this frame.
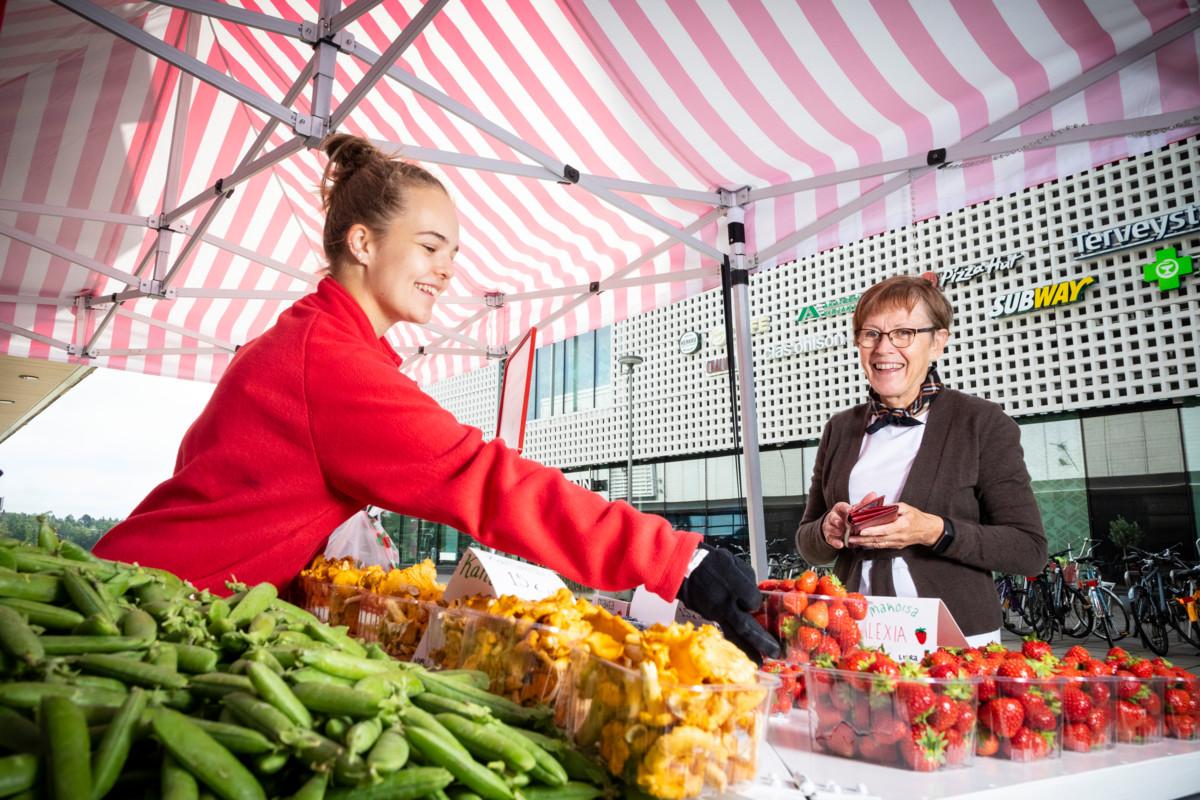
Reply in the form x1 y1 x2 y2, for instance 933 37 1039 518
95 134 777 661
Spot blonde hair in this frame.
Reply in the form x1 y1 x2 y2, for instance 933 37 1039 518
319 134 445 273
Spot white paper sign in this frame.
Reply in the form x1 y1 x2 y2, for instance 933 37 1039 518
591 594 631 618
442 547 568 603
855 595 967 662
629 585 678 626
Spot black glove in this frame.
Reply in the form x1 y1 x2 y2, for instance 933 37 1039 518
676 544 781 665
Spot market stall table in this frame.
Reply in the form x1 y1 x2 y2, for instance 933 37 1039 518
753 709 1200 800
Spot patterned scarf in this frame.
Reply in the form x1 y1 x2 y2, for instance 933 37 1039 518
865 365 944 434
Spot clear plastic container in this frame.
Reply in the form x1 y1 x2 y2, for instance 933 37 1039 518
1059 674 1118 753
1115 674 1165 745
1164 670 1200 741
805 664 978 771
294 575 363 632
424 605 582 707
756 590 866 709
975 675 1063 762
357 591 436 662
562 648 777 799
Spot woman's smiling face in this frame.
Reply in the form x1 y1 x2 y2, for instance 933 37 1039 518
857 300 949 408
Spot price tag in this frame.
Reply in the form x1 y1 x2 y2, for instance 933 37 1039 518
442 547 568 603
856 596 967 662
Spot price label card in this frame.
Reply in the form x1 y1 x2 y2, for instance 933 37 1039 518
442 547 568 603
591 594 631 618
856 596 967 662
629 586 678 626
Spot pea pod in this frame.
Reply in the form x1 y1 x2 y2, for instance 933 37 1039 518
0 549 14 571
290 682 381 719
37 516 59 551
78 653 188 689
162 753 200 800
269 599 322 629
323 766 452 800
395 705 469 757
246 662 312 729
91 687 149 800
436 670 491 690
121 608 159 641
0 752 38 796
365 727 409 774
435 713 534 773
287 772 328 800
302 622 366 658
0 597 83 630
250 749 288 776
58 539 95 563
0 707 41 754
222 692 300 746
297 649 397 680
333 751 371 787
43 694 92 800
166 642 219 674
0 605 44 667
188 718 277 755
417 671 546 726
148 708 266 800
151 642 179 672
403 725 513 800
289 668 354 688
103 571 133 600
246 647 286 673
40 634 152 656
0 681 126 711
15 550 117 580
226 584 277 629
518 785 605 800
495 723 569 788
0 568 62 604
344 716 383 756
412 691 490 721
62 569 115 622
73 613 122 637
245 612 276 645
291 730 345 773
188 673 255 700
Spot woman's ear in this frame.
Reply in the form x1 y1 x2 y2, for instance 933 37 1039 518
345 223 371 265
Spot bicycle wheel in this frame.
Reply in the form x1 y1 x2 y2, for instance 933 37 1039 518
1024 581 1054 642
998 578 1033 636
1061 585 1095 639
1131 590 1169 657
1093 586 1133 645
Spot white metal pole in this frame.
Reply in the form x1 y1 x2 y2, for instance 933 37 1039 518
727 206 768 580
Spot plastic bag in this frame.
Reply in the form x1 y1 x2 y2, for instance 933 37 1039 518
324 509 399 569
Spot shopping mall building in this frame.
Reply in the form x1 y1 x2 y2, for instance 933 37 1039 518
396 135 1200 572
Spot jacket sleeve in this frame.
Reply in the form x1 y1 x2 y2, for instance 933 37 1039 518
303 335 700 601
795 420 839 566
937 409 1047 576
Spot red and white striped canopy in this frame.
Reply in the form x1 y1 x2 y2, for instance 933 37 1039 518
1 0 1197 385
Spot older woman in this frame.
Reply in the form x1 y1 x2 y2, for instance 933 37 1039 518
795 275 1046 645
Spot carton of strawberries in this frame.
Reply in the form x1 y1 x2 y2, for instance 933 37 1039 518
805 647 979 771
1163 663 1200 740
754 572 868 710
1053 645 1119 753
1106 647 1167 744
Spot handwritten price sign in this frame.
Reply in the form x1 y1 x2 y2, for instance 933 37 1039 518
442 547 567 603
856 596 967 662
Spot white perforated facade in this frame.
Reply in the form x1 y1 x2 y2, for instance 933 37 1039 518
425 136 1200 474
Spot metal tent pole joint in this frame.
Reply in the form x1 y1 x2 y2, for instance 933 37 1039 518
484 291 506 308
485 345 508 359
558 164 580 185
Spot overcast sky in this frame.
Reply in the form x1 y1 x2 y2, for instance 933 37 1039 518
0 367 216 519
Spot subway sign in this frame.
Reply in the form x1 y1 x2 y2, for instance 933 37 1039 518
988 276 1096 318
1073 202 1200 260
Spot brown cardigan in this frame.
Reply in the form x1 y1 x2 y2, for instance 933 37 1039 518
795 389 1047 636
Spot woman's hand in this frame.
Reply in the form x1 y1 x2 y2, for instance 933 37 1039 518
821 492 882 550
846 502 943 550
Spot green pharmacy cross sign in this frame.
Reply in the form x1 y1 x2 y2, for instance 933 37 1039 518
1142 247 1192 291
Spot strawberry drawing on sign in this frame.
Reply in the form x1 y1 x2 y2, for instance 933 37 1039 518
915 627 928 645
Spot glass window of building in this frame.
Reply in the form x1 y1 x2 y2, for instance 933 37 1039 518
1018 417 1090 557
528 326 612 419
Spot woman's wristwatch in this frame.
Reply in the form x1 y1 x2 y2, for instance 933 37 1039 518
932 517 956 554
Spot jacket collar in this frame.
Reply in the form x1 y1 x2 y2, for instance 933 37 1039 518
309 277 403 367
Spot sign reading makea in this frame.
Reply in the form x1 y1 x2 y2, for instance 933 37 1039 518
1073 202 1200 260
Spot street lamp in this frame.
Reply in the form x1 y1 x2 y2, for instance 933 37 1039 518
618 354 644 504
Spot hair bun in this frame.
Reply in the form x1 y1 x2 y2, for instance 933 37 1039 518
320 133 381 209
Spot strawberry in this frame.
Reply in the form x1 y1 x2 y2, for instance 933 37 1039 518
1020 694 1057 731
1117 699 1148 741
827 602 849 627
1085 707 1109 735
1064 645 1090 663
979 697 1025 738
852 697 871 729
1116 670 1144 700
899 682 936 723
803 601 829 629
1167 714 1197 740
857 736 895 764
943 728 969 765
1090 680 1111 704
1062 686 1093 723
782 591 808 616
954 701 977 734
975 727 999 757
796 570 819 594
829 616 862 650
928 695 959 731
814 635 842 663
977 677 998 703
1021 637 1052 662
899 724 947 772
1165 688 1191 716
758 579 782 591
929 663 961 681
843 592 868 620
796 625 822 653
925 649 961 670
997 657 1035 681
872 715 909 745
822 721 857 758
816 573 846 598
1009 727 1051 761
1063 722 1093 752
779 615 800 643
1131 659 1155 679
1106 646 1130 662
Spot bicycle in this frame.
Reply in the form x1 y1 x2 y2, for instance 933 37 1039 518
1124 545 1200 656
1024 546 1094 643
1072 547 1132 648
1169 562 1200 653
994 573 1036 637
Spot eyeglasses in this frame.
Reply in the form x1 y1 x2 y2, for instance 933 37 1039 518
854 326 937 348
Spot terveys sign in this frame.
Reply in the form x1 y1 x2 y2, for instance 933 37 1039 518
988 276 1096 318
1073 203 1200 260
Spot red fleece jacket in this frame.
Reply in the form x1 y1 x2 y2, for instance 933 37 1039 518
95 278 700 597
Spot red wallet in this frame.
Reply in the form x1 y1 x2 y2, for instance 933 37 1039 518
844 496 899 545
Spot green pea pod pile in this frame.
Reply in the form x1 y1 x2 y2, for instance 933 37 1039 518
0 518 614 800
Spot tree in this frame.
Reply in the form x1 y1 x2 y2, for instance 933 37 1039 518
1107 515 1144 556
